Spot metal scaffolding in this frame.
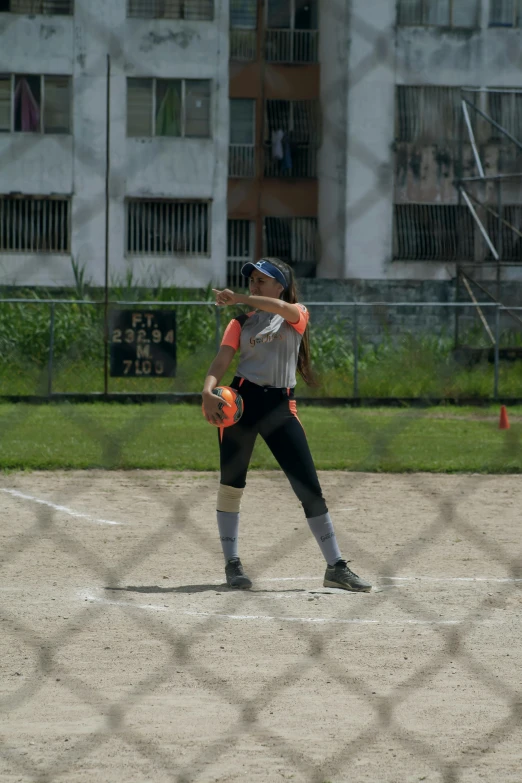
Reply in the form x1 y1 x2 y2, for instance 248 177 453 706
454 87 522 351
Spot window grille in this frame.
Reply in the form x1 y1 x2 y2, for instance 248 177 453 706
263 217 318 267
127 0 213 20
0 74 71 134
486 206 522 259
0 195 70 253
265 99 319 145
127 78 211 138
395 85 463 144
1 0 74 14
487 90 522 141
227 219 254 287
489 0 522 26
230 30 257 60
229 99 256 177
264 100 319 177
127 200 210 255
393 204 475 260
397 0 479 27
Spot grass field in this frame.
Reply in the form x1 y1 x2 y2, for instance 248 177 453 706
0 403 520 472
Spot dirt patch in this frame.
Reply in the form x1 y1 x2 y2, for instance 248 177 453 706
1 471 521 782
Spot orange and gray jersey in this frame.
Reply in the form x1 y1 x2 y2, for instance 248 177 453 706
221 305 310 389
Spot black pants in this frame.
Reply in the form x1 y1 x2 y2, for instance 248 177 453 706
219 377 328 519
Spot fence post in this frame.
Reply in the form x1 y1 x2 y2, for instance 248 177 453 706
214 306 221 355
353 304 359 399
47 302 56 399
493 305 500 400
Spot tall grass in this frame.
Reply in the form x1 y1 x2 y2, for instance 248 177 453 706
0 286 521 398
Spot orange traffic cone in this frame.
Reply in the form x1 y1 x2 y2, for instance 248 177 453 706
499 405 510 430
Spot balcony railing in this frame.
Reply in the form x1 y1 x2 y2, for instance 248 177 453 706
229 145 256 178
230 29 257 61
265 29 318 64
264 144 317 178
7 0 73 12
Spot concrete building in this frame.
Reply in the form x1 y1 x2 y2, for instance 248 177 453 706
0 0 521 288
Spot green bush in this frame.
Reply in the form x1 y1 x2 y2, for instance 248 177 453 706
0 290 521 398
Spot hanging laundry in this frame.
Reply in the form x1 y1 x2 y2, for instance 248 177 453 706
271 129 284 160
14 77 40 132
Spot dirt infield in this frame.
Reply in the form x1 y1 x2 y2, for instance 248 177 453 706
1 470 521 783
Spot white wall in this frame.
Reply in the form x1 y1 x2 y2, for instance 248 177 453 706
0 0 229 288
343 0 396 280
317 0 349 279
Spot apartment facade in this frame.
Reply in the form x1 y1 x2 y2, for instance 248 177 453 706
0 0 521 287
0 0 228 287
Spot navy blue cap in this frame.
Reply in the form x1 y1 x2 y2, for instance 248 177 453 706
240 259 288 290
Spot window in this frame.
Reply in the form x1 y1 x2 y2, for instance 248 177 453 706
227 219 254 286
395 85 465 144
229 99 256 177
393 204 474 260
264 99 319 177
0 74 71 133
230 0 256 27
127 78 211 138
230 0 257 60
127 200 210 255
264 217 318 272
127 0 213 19
267 0 318 30
265 99 319 145
0 195 70 253
489 0 522 26
0 0 73 13
487 90 522 140
265 0 318 62
397 0 479 27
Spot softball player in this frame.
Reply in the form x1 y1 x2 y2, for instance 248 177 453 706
202 257 371 593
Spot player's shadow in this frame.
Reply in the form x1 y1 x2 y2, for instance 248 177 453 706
105 585 309 594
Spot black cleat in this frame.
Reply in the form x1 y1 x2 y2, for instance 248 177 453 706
324 560 372 592
225 557 252 590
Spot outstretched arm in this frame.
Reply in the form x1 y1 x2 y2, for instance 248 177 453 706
213 289 300 324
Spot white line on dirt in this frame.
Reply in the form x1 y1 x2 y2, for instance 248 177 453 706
260 576 522 584
80 591 498 627
181 611 462 626
80 591 166 611
1 488 123 526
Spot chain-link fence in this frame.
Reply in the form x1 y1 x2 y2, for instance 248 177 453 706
2 0 522 781
1 298 522 401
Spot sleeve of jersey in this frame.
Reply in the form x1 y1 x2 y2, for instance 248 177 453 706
288 304 310 335
221 318 241 351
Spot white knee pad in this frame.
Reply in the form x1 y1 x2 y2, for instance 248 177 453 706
217 484 244 513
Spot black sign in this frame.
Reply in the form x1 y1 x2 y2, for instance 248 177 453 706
109 310 177 378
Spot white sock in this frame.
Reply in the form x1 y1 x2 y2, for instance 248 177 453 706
307 512 343 566
217 511 239 561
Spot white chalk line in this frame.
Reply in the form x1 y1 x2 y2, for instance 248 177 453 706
260 576 522 584
79 591 510 628
0 488 123 526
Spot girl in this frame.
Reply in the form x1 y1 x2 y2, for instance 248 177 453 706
202 257 371 593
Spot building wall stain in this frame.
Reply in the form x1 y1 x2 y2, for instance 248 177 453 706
139 29 198 53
